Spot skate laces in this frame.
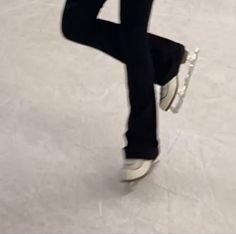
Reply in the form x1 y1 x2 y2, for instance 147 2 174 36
123 159 144 169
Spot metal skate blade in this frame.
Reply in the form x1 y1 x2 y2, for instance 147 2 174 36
170 48 200 114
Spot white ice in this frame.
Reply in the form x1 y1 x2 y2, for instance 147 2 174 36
0 0 236 233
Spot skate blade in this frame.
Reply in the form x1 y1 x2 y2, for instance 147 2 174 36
171 48 200 114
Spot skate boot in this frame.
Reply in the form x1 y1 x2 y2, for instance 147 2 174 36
120 157 160 182
160 48 200 113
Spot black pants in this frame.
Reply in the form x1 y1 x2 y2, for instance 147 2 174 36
61 0 185 160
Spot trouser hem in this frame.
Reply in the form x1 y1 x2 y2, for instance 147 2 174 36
122 145 160 160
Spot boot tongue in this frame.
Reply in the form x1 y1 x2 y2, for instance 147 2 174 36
160 85 169 99
125 159 143 169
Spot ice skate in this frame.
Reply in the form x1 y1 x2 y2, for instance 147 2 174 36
120 157 160 183
160 48 200 113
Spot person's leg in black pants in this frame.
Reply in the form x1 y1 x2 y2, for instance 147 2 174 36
61 0 186 86
119 0 158 160
61 0 185 160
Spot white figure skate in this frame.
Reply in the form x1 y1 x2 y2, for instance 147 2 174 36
120 157 160 184
170 48 200 113
160 48 200 113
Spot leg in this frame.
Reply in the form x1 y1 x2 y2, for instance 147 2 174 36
120 0 158 160
61 0 186 86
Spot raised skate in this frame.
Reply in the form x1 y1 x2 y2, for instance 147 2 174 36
160 48 200 113
170 48 200 113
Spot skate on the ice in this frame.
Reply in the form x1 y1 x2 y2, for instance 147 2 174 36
160 48 200 114
120 157 160 183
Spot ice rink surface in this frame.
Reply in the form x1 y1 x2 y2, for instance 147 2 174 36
0 0 236 233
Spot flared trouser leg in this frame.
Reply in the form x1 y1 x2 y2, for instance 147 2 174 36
61 0 185 159
119 0 158 159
